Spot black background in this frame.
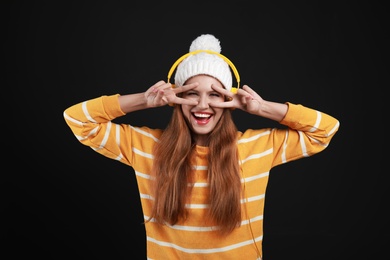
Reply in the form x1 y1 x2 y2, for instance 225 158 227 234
7 1 386 259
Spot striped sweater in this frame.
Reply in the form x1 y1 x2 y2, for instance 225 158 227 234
63 94 340 259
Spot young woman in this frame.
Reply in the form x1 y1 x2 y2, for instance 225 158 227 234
63 34 340 259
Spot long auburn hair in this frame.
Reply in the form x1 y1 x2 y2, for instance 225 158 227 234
148 104 242 235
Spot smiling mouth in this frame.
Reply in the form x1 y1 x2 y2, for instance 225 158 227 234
193 113 212 124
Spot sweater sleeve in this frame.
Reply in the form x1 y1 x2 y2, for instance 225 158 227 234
276 102 340 163
238 102 340 169
63 94 159 167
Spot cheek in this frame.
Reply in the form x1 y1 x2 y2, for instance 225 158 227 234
213 108 224 118
181 105 192 117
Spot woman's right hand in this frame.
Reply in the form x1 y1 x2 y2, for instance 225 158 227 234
144 80 199 108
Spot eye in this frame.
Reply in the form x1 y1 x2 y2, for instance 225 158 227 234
183 91 198 98
210 92 222 98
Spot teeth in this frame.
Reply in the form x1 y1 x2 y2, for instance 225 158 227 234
194 113 211 118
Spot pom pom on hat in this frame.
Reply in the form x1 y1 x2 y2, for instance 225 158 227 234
174 34 232 91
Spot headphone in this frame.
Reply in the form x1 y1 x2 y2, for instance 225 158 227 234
167 50 241 94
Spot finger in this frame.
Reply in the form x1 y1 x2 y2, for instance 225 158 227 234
172 97 198 106
241 85 259 97
153 83 171 93
155 89 168 103
211 84 231 95
152 80 167 89
173 82 199 94
210 84 235 101
209 101 233 108
237 87 255 100
160 82 174 90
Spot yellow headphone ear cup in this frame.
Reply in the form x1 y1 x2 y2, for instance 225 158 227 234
167 50 240 91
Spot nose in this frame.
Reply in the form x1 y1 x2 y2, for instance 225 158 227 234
197 95 209 109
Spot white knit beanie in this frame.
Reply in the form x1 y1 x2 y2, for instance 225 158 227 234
174 34 233 91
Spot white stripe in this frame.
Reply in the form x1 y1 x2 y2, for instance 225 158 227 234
181 194 265 209
241 214 263 225
194 165 207 170
115 124 120 145
192 182 208 187
132 147 154 159
140 193 154 200
143 214 263 232
298 131 309 157
114 154 123 161
242 171 269 183
135 170 153 180
281 130 288 163
309 111 322 132
190 170 269 187
240 148 273 164
132 126 160 142
97 121 112 149
81 101 97 123
88 126 99 138
189 172 270 189
241 194 265 203
63 111 83 125
73 134 86 141
145 217 219 231
237 130 271 144
113 124 124 161
328 120 340 136
146 235 262 254
185 203 209 209
308 135 328 148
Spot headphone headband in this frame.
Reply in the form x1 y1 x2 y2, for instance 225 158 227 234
167 50 240 93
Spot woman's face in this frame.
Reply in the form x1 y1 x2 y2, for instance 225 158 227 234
181 75 226 145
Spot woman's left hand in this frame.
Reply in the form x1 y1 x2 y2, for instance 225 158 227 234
210 84 264 115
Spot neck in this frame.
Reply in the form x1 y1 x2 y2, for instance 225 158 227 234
194 134 208 146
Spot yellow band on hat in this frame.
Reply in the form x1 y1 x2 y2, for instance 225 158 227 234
167 50 240 94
